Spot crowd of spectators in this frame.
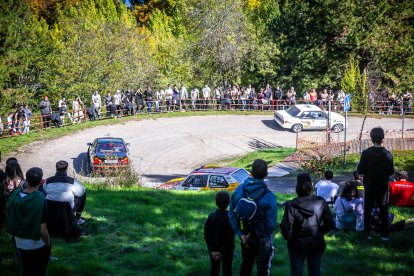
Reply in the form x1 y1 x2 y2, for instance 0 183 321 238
0 84 412 136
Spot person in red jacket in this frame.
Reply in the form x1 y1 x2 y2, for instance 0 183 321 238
389 170 414 207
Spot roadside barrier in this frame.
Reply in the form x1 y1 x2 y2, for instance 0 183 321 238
0 98 412 140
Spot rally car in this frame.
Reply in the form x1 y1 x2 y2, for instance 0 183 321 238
87 137 130 174
274 104 346 133
157 166 251 191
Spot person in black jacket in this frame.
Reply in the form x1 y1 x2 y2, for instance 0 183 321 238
357 127 394 240
280 173 334 276
204 191 235 276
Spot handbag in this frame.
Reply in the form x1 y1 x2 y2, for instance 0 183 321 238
339 198 356 231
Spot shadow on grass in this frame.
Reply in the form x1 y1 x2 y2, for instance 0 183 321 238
1 188 413 275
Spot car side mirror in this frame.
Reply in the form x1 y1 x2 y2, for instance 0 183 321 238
125 143 130 147
87 143 92 146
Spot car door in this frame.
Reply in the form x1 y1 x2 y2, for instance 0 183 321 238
300 111 313 129
180 174 208 190
310 111 327 129
208 175 229 189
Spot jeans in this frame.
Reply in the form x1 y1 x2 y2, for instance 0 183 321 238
240 236 274 276
23 120 30 134
147 102 152 113
19 244 51 276
364 189 389 237
289 250 323 276
241 100 246 110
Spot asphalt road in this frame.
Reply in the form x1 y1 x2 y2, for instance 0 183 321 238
7 114 414 191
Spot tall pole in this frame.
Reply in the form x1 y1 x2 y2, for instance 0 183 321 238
328 98 332 143
344 111 347 164
402 111 405 139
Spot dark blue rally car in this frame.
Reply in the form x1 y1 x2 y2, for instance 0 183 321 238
87 137 130 173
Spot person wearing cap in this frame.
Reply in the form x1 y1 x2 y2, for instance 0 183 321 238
39 96 52 128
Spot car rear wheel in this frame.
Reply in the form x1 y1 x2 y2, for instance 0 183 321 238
332 124 344 132
291 124 302 133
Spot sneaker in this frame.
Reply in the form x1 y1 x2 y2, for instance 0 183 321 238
77 218 86 225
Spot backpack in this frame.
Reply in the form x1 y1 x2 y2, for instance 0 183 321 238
339 199 356 231
235 187 270 234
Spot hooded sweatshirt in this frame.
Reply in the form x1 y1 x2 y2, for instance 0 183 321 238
228 177 277 239
357 146 394 193
280 195 334 255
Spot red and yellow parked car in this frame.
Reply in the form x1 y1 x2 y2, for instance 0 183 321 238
157 166 251 191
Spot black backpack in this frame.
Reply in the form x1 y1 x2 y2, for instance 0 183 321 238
235 187 270 234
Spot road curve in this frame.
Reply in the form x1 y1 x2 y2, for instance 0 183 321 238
6 115 413 186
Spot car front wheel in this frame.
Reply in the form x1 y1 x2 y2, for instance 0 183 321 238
332 124 344 132
291 124 302 133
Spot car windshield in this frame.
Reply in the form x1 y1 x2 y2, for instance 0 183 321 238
286 106 301 117
231 169 250 185
96 141 126 153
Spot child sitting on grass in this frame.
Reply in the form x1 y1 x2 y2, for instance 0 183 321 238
204 191 235 276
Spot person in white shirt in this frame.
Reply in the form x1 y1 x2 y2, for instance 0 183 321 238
214 87 221 109
114 90 122 115
156 89 165 112
180 85 188 110
334 181 364 231
165 84 174 111
315 171 339 203
191 88 199 110
202 85 211 110
92 91 102 118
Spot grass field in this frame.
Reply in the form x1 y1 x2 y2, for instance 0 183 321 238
1 185 413 275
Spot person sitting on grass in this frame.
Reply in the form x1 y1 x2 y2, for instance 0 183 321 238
43 160 86 225
6 167 51 276
204 191 235 276
280 173 334 276
334 181 364 231
315 170 339 203
353 170 364 199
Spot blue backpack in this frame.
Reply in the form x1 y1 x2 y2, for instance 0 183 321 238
235 187 270 233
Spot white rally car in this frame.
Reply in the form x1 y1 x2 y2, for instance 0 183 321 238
274 104 346 133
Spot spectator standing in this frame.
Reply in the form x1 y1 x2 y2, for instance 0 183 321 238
59 102 73 125
39 96 52 128
357 127 394 240
287 87 296 106
274 85 283 109
228 159 277 276
315 171 339 203
337 90 346 111
402 91 412 113
180 85 188 111
104 92 113 117
389 170 414 207
44 161 86 224
14 105 26 133
6 167 51 276
114 90 122 115
240 88 247 110
58 97 66 108
387 92 396 115
72 96 84 123
92 91 102 118
214 87 222 110
320 89 329 109
134 89 145 113
22 104 32 134
303 90 310 104
309 89 318 104
165 85 174 111
264 84 273 110
281 173 334 276
190 88 199 110
144 86 154 113
203 85 211 110
204 191 235 276
6 112 15 135
248 87 256 110
156 89 165 112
